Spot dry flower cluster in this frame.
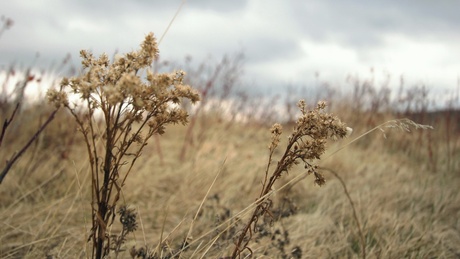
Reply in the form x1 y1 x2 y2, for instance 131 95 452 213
231 100 348 258
47 32 200 259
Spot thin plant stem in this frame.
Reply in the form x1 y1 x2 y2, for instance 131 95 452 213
0 108 59 184
321 167 366 259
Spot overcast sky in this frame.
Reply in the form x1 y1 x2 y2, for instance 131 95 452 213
1 0 459 102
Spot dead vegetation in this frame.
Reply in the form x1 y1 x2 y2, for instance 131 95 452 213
1 16 459 258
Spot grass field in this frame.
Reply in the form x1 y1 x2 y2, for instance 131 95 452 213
1 95 459 258
1 34 460 258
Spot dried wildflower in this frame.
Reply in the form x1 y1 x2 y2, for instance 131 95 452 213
139 32 159 64
269 123 283 151
118 205 138 233
47 32 200 259
290 101 348 164
232 100 348 258
46 88 69 108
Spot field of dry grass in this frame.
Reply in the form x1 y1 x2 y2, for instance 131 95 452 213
0 21 459 258
1 90 459 258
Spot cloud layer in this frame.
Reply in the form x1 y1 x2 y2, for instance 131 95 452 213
1 0 459 97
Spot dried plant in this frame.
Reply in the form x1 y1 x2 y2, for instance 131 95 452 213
47 32 200 259
0 15 13 39
112 205 138 257
0 65 61 184
231 100 349 258
0 106 59 183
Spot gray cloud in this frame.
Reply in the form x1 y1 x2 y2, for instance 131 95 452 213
0 0 459 95
242 36 302 63
187 0 248 12
287 0 460 48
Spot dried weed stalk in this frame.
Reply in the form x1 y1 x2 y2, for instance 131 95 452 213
231 100 348 258
0 66 61 184
47 33 200 259
0 106 59 183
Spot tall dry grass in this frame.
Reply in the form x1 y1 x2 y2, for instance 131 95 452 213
1 94 458 258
